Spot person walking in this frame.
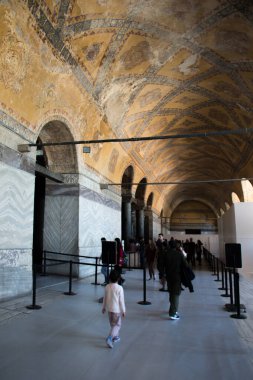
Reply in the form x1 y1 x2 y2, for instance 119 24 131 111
102 269 126 348
164 240 189 320
145 239 157 280
187 238 196 266
156 233 167 291
196 239 203 265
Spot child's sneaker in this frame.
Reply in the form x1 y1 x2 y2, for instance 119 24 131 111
169 314 180 320
112 336 120 343
106 336 113 348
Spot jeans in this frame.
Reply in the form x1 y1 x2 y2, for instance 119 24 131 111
169 293 179 316
101 265 109 283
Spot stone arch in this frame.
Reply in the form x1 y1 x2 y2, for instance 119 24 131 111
170 200 218 233
121 165 134 196
38 119 78 174
135 177 147 203
232 192 240 203
241 179 253 202
147 192 154 209
121 165 135 247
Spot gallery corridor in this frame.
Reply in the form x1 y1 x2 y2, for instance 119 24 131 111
0 261 253 380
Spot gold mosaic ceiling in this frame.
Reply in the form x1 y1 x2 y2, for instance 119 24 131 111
28 0 253 214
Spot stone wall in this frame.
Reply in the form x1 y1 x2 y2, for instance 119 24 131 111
0 161 34 300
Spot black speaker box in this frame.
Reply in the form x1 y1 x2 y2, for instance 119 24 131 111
101 241 117 264
225 243 242 268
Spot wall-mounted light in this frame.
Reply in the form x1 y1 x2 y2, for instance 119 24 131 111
18 144 31 152
83 146 91 153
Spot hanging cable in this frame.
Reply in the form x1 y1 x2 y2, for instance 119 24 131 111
100 177 252 187
25 128 251 148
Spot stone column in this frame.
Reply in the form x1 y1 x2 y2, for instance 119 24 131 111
122 199 132 248
136 207 145 239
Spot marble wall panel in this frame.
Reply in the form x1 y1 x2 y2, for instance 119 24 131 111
43 184 79 275
0 162 34 299
0 248 32 300
0 162 35 249
79 186 121 277
43 182 121 278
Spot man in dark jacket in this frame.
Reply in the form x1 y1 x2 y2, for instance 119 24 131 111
156 233 167 291
164 240 189 320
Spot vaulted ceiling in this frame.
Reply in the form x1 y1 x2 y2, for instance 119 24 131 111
25 0 253 215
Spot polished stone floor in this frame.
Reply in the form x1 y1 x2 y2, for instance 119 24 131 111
0 262 253 380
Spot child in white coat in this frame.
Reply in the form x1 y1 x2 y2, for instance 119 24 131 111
102 269 126 348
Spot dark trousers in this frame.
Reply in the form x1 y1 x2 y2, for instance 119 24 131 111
169 293 179 316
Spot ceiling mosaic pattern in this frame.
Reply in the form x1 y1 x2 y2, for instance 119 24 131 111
26 0 253 214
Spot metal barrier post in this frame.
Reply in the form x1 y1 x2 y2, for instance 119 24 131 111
230 271 247 319
91 257 101 285
221 267 229 297
211 255 216 276
64 260 76 295
224 268 235 310
214 258 221 282
26 264 42 310
218 262 226 290
138 260 151 306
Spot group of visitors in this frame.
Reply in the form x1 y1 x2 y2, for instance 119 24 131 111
183 238 203 266
100 237 126 286
101 234 199 348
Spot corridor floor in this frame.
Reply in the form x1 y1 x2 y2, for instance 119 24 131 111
0 262 253 380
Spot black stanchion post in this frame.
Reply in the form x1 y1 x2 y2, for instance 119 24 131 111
91 257 100 285
231 271 247 319
64 260 76 295
138 261 151 305
26 264 42 310
225 268 235 310
218 262 225 290
229 268 234 305
215 258 221 282
221 267 229 297
212 255 216 276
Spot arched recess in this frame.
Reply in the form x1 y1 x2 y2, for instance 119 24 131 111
33 120 78 274
170 200 217 234
121 165 134 248
147 192 154 209
39 120 77 173
134 178 147 240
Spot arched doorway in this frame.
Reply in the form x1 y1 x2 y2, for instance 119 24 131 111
32 120 78 274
